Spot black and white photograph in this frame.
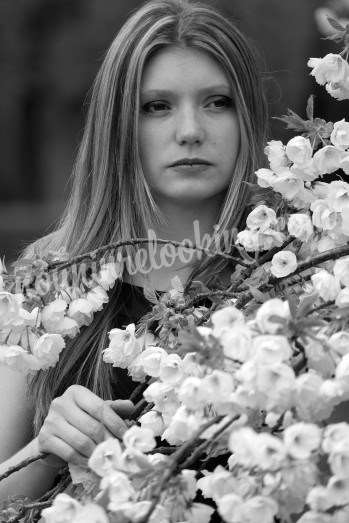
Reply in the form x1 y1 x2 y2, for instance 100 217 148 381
1 1 349 521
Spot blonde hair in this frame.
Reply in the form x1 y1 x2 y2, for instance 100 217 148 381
27 0 268 433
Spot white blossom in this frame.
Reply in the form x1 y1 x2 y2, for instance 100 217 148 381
255 298 290 334
270 251 297 278
313 145 344 175
308 53 349 85
103 323 141 369
283 422 322 460
311 270 341 301
335 287 349 307
178 376 207 410
139 410 165 436
159 353 183 385
333 256 349 286
100 470 136 508
40 493 82 523
68 298 94 327
219 324 253 362
211 305 244 337
85 285 109 312
246 205 278 232
31 333 65 369
264 140 289 173
331 119 349 150
252 335 292 364
88 439 123 477
287 213 314 241
197 466 237 502
311 199 338 230
286 136 313 166
122 425 156 453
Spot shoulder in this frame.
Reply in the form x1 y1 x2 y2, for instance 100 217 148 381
19 229 65 262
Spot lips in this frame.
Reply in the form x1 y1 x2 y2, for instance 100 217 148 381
169 158 212 167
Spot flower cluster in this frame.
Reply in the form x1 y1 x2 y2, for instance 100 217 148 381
41 294 349 522
4 9 349 523
0 260 123 372
237 124 349 278
42 430 214 523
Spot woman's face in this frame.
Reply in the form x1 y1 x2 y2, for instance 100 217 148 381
138 45 240 205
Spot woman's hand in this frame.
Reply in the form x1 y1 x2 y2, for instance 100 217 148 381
37 385 135 468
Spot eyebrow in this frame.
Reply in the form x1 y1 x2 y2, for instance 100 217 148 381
140 84 232 97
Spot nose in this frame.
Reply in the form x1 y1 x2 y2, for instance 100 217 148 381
175 105 205 146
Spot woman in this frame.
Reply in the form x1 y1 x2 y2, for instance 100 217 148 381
0 0 267 501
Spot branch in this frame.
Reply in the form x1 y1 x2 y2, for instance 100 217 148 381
0 453 47 483
275 242 349 283
255 236 296 267
6 474 70 523
48 238 250 273
139 415 224 523
179 414 238 470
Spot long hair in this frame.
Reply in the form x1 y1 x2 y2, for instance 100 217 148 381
26 0 268 433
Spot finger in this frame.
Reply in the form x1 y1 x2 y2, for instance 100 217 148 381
106 399 135 419
53 418 96 458
71 386 106 421
64 403 105 444
40 435 88 468
101 403 128 440
71 387 128 439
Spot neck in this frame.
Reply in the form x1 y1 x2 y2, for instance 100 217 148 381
123 194 226 291
151 195 223 245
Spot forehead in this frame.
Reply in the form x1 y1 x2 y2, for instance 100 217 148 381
141 45 231 93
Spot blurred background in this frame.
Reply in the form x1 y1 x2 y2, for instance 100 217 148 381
1 0 348 264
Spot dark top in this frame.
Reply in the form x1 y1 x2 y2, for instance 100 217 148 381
114 281 224 522
109 280 164 400
114 280 161 328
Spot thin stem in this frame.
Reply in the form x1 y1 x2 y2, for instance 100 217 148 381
275 243 349 283
48 238 250 273
179 414 238 470
139 415 224 523
129 379 151 404
0 453 47 483
255 236 295 267
186 289 238 308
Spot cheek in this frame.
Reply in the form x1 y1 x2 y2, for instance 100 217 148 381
218 118 240 166
139 122 164 162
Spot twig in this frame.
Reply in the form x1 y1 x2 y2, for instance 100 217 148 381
138 415 224 523
131 398 149 420
179 414 238 470
255 237 295 266
129 380 151 404
48 238 249 272
275 242 349 283
8 500 52 523
0 453 47 483
148 446 177 455
6 474 71 523
36 473 70 502
186 289 239 308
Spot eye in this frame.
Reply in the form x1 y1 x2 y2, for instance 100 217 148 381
206 96 233 110
142 101 170 114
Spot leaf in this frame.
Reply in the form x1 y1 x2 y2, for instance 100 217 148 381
247 285 267 303
274 109 309 133
297 293 319 317
170 275 184 292
287 294 299 318
142 284 160 305
306 95 314 121
327 16 346 32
